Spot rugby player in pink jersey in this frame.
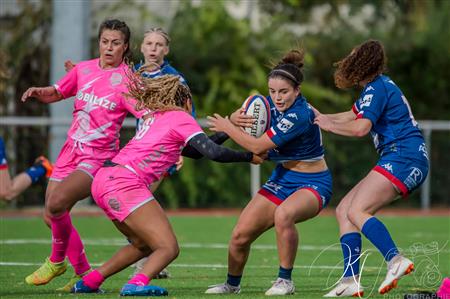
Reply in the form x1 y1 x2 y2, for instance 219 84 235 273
70 74 263 296
20 19 146 291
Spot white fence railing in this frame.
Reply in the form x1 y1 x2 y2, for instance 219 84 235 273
1 117 449 209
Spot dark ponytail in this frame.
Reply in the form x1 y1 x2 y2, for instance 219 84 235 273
268 48 305 88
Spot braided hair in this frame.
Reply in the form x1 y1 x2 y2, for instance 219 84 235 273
268 48 305 88
127 67 191 112
334 40 386 89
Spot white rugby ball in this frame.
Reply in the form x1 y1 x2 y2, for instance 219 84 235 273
241 94 271 137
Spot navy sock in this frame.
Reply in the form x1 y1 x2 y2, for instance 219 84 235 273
361 217 399 262
227 273 242 287
278 266 293 280
25 164 46 183
0 138 7 167
340 232 361 277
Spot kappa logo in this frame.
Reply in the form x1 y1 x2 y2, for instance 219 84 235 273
265 182 283 192
382 163 393 172
359 94 373 108
287 113 298 120
277 118 294 133
110 72 123 86
365 85 375 92
108 198 121 212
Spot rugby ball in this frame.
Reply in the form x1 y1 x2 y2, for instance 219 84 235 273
241 95 271 137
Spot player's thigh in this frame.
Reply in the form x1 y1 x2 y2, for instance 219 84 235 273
350 170 398 214
123 199 177 250
276 189 320 224
46 170 92 211
233 193 277 242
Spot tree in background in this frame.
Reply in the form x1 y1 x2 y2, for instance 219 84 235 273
2 0 449 207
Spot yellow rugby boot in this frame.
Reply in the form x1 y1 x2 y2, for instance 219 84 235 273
25 258 67 286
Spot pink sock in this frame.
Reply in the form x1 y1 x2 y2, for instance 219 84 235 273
128 273 150 286
49 212 72 263
437 277 450 299
67 226 91 275
82 269 104 290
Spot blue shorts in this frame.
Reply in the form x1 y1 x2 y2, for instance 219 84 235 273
374 151 429 198
259 164 332 212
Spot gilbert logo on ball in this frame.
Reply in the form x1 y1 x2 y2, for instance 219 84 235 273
241 95 271 137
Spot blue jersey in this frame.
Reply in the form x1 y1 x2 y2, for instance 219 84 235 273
352 75 424 156
266 95 324 162
135 60 195 131
134 60 187 85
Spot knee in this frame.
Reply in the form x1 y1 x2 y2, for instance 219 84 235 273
130 238 151 253
165 242 180 261
46 192 69 215
346 208 360 226
274 208 294 229
335 203 349 223
230 228 252 249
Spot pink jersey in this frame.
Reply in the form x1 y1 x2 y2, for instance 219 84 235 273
113 110 203 185
54 58 146 151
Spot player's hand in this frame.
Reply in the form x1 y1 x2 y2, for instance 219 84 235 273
230 108 254 127
314 114 334 132
21 87 40 102
175 156 184 171
251 153 265 165
207 113 235 134
310 104 321 117
64 60 76 72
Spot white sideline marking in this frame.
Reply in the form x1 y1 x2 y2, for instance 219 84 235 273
0 261 381 270
0 239 340 251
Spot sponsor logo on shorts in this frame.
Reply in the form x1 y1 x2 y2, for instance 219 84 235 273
108 198 121 211
404 167 423 189
110 72 123 86
419 143 429 160
79 162 93 169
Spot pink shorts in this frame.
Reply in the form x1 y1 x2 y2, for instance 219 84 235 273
91 166 154 222
50 140 117 181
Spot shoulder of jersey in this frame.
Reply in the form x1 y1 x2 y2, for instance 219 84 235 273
241 94 271 138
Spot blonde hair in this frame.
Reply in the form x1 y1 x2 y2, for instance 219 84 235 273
127 67 191 112
143 27 171 45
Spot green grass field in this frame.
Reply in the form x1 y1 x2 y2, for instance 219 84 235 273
0 214 449 298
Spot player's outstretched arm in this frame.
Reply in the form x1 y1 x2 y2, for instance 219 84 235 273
182 133 262 165
21 86 63 103
208 113 275 155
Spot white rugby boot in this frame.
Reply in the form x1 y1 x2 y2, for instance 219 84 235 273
205 282 241 294
133 257 170 279
378 255 414 294
265 278 295 296
323 276 364 297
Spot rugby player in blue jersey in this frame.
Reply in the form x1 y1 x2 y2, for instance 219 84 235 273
206 48 332 296
314 40 429 297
